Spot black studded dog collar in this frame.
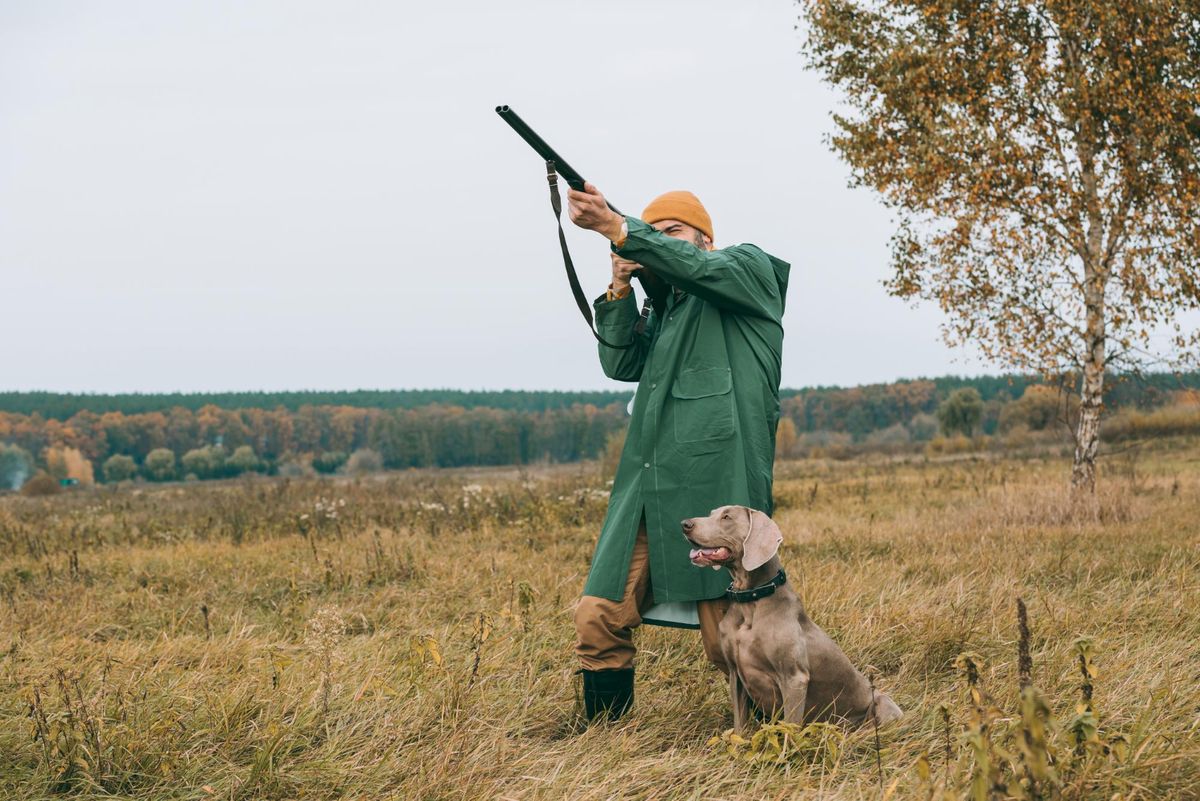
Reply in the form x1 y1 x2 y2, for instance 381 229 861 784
726 569 787 603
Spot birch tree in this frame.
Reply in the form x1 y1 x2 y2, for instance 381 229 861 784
802 0 1200 490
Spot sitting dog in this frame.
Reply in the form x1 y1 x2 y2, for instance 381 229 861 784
683 505 902 732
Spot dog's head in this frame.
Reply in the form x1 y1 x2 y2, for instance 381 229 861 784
681 505 783 573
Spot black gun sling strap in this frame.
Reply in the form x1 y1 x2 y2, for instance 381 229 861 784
544 160 650 350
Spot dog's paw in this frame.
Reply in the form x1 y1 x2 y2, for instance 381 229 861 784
872 692 903 725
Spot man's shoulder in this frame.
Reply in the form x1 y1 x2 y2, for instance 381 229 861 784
719 242 767 258
719 243 787 273
720 243 789 289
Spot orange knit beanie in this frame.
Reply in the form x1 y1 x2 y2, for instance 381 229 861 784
641 190 713 242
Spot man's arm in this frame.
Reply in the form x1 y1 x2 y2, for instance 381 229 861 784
614 219 783 321
595 289 654 382
567 182 784 322
595 253 653 381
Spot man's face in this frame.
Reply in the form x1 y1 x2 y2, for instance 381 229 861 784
651 219 712 251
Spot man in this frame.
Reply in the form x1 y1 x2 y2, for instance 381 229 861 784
566 183 790 722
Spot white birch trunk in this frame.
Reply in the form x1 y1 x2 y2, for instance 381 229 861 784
1072 341 1104 491
1072 146 1107 493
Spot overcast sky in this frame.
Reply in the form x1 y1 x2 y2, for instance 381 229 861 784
0 0 994 393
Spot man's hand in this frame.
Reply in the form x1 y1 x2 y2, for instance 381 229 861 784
611 254 640 292
567 182 625 243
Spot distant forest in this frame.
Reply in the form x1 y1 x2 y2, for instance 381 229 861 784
2 372 1195 421
1 372 1198 485
0 389 631 419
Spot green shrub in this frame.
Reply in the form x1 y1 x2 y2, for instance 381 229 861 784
142 448 177 482
313 451 348 474
937 388 984 437
102 454 138 483
227 445 262 475
181 446 226 480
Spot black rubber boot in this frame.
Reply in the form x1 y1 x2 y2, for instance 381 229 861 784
581 667 634 722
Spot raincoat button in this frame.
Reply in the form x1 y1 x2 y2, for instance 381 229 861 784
643 462 650 468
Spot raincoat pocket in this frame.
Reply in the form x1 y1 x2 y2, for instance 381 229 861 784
671 367 734 452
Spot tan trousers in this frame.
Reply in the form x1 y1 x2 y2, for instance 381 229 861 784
574 516 730 672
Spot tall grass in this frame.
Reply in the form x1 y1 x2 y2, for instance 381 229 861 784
1 448 1197 799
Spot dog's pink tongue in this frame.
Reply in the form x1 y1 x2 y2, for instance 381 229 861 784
690 546 730 562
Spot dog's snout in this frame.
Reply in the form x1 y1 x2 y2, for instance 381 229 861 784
681 519 695 533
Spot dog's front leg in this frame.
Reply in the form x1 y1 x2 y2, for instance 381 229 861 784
781 670 810 725
730 671 752 734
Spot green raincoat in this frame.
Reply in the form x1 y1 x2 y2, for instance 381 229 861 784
585 216 790 607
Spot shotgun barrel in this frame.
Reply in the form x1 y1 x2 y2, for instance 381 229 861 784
496 104 668 311
495 105 621 215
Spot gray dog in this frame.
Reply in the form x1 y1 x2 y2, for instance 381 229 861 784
683 505 902 732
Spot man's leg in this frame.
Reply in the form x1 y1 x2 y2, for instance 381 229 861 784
573 517 651 720
697 596 731 676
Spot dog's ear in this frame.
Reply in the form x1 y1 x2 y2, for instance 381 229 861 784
741 509 783 572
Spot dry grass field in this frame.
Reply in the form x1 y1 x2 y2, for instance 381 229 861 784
2 442 1199 800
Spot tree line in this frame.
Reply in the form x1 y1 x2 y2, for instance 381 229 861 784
0 389 632 420
5 372 1195 425
784 371 1198 439
2 372 1197 488
0 402 625 485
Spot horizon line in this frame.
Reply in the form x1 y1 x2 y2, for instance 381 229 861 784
3 369 1195 398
